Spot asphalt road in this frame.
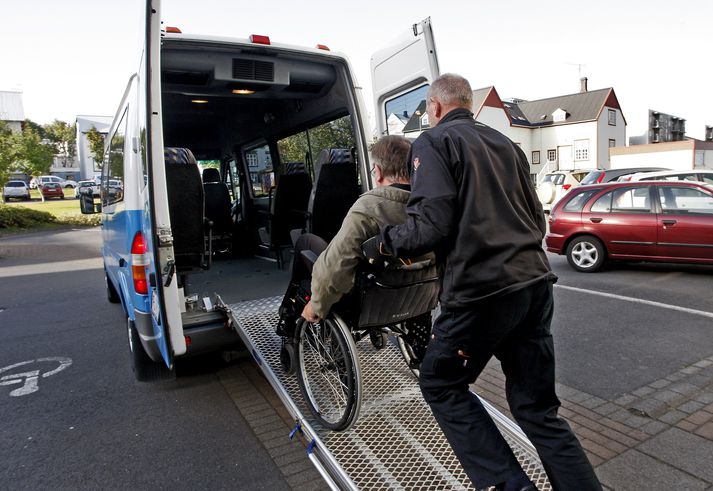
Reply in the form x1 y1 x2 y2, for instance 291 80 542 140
1 227 711 488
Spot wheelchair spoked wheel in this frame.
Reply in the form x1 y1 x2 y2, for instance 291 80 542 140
396 314 432 380
296 315 362 431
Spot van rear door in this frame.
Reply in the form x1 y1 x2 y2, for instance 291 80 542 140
371 18 440 137
140 0 186 367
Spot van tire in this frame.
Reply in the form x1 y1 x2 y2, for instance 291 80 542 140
127 319 174 382
107 273 121 304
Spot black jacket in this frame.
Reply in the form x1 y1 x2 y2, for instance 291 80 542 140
380 108 556 309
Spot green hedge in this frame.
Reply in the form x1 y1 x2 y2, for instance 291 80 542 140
0 205 101 229
0 205 56 228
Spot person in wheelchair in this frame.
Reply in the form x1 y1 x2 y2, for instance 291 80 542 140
278 135 431 330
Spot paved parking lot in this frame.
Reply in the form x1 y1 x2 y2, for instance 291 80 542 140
1 227 711 489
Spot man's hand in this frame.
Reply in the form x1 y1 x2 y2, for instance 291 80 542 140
362 236 390 267
301 300 321 323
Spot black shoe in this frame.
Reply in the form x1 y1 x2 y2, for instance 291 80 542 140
493 476 537 491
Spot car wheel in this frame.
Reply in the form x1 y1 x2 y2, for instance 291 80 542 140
60 196 65 200
127 318 174 382
566 235 606 272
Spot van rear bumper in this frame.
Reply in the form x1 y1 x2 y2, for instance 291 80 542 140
134 309 164 363
135 309 242 361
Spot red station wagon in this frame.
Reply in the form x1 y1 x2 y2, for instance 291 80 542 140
546 181 713 272
40 182 65 200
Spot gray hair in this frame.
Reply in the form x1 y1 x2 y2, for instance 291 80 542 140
427 73 473 110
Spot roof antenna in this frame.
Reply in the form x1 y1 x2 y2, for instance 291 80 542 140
565 62 587 91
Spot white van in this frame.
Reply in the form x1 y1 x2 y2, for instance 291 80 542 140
81 0 440 381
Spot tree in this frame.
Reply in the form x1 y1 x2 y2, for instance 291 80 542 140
22 119 47 140
0 122 13 186
86 126 106 171
12 127 54 200
44 119 77 162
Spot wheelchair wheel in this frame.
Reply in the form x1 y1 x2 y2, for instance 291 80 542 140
296 315 361 431
396 315 432 379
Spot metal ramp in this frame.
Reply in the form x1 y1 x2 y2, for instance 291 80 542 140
227 297 552 490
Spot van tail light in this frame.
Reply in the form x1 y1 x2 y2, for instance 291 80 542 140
316 44 330 51
165 26 182 33
562 184 572 191
131 232 149 295
596 173 605 183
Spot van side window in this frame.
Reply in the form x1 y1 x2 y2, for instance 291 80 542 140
245 145 273 198
103 107 128 206
383 85 429 136
277 115 356 180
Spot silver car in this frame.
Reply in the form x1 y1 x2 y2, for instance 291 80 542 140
3 180 31 201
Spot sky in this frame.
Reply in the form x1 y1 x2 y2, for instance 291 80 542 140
1 0 711 140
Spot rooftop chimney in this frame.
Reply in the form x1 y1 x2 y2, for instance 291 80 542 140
580 77 588 93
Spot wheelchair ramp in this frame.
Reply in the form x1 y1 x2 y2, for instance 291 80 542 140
227 297 552 490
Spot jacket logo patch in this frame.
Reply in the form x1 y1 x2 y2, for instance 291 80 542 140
413 157 420 170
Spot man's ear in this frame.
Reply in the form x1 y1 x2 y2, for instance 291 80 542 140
433 99 443 119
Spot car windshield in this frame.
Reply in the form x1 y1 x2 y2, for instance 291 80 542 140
580 171 603 185
6 181 25 187
79 182 93 187
542 174 565 185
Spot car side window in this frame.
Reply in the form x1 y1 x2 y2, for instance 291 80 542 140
611 187 651 213
590 191 613 213
564 189 599 212
658 186 713 215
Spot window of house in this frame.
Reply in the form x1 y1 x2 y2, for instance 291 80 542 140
608 109 616 126
609 139 616 148
547 149 557 162
531 151 540 165
574 139 589 161
246 153 258 167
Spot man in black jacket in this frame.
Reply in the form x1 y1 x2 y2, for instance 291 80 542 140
365 74 601 491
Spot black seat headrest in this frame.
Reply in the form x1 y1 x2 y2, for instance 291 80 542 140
202 167 221 183
164 147 197 165
314 148 351 182
284 162 307 175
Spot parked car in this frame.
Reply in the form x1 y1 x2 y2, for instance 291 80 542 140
620 169 713 184
75 180 101 198
37 175 77 189
536 169 595 211
3 180 31 201
579 167 669 185
39 182 65 200
546 181 713 272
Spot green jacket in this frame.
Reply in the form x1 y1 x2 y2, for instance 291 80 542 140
311 185 411 318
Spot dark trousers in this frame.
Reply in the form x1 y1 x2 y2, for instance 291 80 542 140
419 280 601 490
280 233 328 317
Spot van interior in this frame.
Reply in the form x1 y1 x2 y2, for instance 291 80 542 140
158 38 369 311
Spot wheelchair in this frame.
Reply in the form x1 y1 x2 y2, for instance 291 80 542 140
277 248 438 431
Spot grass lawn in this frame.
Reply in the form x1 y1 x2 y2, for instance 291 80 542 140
4 194 83 217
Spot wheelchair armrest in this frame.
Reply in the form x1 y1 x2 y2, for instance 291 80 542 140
363 272 439 289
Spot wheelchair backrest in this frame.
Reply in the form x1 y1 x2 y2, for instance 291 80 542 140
355 261 439 328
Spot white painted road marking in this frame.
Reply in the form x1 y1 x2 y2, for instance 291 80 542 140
0 357 72 397
554 284 713 320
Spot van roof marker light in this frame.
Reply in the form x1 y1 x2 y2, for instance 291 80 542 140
249 34 271 45
165 26 182 33
231 89 255 95
191 99 209 104
316 44 330 51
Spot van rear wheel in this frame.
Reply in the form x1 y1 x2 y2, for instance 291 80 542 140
127 318 174 382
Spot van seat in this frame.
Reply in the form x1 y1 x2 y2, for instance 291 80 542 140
164 147 207 274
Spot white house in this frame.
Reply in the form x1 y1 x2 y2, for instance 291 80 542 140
610 140 713 171
473 82 627 179
394 81 627 180
0 90 24 133
76 115 113 181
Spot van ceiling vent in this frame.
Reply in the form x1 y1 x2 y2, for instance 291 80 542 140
232 59 274 82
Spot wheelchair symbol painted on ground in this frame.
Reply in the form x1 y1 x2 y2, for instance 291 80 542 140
0 357 72 397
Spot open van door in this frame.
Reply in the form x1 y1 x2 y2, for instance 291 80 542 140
138 0 186 367
371 18 440 137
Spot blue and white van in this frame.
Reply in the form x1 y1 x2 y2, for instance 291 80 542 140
81 0 440 381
